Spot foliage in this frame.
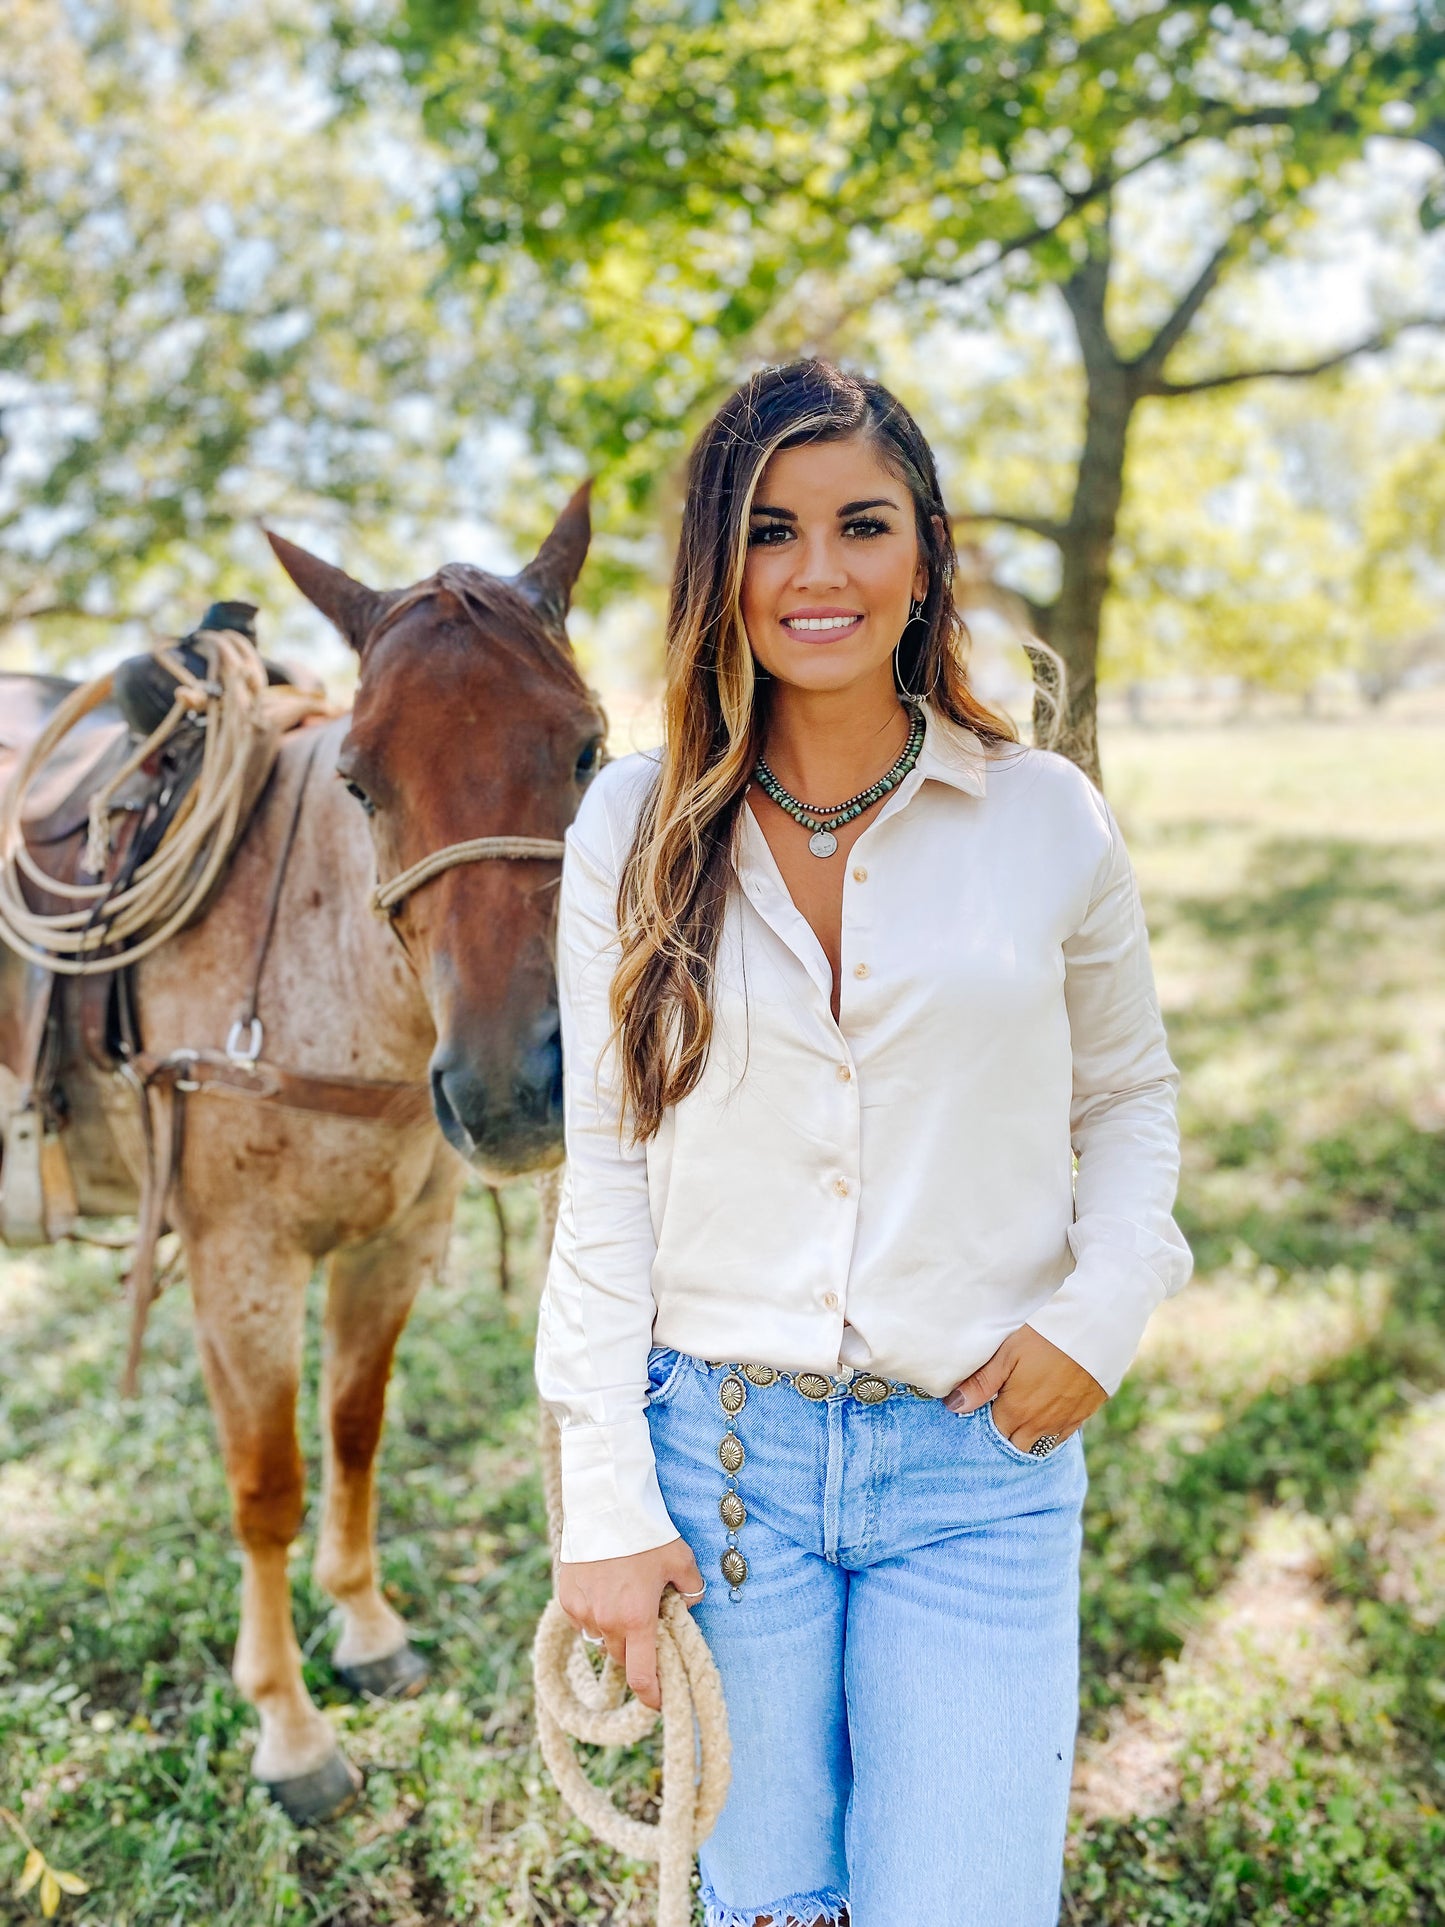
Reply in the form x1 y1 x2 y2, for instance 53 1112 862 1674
4 720 1445 1921
394 0 1445 439
1353 360 1445 694
389 0 1445 766
1 1807 88 1918
0 0 478 653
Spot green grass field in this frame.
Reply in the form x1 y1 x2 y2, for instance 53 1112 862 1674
3 718 1444 1925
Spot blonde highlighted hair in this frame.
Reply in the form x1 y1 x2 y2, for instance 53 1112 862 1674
610 358 1018 1142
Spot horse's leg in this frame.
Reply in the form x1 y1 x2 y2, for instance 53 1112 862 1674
187 1229 360 1819
314 1152 459 1696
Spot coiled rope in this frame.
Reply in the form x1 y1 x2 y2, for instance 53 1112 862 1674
530 1165 732 1926
0 630 332 975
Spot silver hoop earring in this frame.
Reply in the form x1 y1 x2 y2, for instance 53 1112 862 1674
895 598 928 697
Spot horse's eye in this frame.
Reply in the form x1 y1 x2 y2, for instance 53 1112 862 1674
575 737 604 783
343 778 377 816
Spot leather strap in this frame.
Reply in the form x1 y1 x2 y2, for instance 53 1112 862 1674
131 1047 433 1126
120 1063 182 1398
233 731 323 1040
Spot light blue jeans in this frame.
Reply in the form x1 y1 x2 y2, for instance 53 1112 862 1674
644 1347 1088 1927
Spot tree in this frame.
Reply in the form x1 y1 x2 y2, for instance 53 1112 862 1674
393 0 1445 778
894 317 1367 697
0 0 470 655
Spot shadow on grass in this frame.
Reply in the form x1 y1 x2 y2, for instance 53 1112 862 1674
0 1181 605 1926
1156 835 1445 1061
4 826 1444 1921
1063 818 1445 1922
1081 1115 1445 1716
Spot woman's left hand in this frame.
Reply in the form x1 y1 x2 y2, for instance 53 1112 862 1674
942 1324 1106 1450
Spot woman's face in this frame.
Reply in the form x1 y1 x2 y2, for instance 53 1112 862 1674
739 433 929 697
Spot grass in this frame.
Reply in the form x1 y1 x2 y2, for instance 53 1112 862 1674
3 715 1445 1924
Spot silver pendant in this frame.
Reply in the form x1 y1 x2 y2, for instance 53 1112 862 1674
808 829 838 858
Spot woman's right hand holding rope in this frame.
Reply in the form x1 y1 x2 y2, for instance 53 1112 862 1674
557 1539 708 1712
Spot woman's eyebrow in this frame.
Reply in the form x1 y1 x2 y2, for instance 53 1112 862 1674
748 496 900 520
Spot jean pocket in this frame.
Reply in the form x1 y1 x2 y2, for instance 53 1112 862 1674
980 1399 1059 1466
644 1345 688 1409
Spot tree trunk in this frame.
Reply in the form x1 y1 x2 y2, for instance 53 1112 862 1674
1034 209 1138 791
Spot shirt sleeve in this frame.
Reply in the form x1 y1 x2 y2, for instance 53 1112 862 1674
1024 794 1193 1394
533 775 682 1562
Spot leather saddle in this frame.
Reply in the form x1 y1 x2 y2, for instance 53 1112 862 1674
0 608 309 1244
3 676 133 849
8 605 288 856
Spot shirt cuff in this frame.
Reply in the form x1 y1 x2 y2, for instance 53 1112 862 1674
555 1416 681 1563
1025 1219 1192 1396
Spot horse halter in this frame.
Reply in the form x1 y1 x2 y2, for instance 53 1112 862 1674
372 835 565 919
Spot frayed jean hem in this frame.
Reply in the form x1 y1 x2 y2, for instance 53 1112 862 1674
700 1881 849 1927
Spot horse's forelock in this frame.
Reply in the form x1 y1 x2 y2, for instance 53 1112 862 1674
364 563 588 697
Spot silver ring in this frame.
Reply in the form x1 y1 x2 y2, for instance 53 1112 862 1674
676 1583 707 1600
580 1630 605 1646
1028 1432 1063 1457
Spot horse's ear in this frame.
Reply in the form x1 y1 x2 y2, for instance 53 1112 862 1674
514 480 592 632
264 530 394 653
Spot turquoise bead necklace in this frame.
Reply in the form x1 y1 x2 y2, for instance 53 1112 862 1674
751 701 925 858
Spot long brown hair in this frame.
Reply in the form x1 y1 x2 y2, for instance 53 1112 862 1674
610 358 1017 1143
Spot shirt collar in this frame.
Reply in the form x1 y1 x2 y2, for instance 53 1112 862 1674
913 696 989 798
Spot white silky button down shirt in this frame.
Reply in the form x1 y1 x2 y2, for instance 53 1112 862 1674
535 700 1192 1562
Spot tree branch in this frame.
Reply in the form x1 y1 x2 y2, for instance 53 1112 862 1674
952 508 1068 545
913 106 1296 297
0 598 145 631
956 570 1056 641
1059 217 1118 375
1144 313 1445 397
1128 234 1237 378
1014 589 1056 638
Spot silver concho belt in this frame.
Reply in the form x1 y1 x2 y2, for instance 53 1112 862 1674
702 1362 936 1598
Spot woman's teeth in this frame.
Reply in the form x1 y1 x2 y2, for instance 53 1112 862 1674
783 615 860 631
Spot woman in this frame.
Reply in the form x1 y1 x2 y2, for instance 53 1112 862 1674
535 359 1191 1927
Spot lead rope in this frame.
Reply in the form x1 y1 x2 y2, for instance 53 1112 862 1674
530 1165 732 1926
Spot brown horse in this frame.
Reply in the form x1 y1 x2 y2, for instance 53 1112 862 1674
0 489 606 1818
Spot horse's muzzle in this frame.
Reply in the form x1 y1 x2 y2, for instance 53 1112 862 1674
429 1004 563 1171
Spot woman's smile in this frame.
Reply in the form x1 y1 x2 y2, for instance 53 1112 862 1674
780 607 865 639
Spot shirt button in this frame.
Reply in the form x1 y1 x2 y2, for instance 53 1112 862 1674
822 1291 840 1311
852 865 868 882
832 1176 849 1197
853 962 869 979
836 1064 852 1082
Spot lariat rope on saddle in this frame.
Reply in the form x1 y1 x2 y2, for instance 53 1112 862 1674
530 1166 732 1927
0 629 334 974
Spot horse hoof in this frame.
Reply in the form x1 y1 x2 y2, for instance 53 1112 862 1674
335 1642 430 1700
262 1749 363 1825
